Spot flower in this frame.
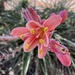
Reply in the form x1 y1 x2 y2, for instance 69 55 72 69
11 15 62 58
49 39 71 66
50 10 68 23
11 7 71 66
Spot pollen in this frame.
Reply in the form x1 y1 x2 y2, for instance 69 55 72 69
30 28 35 34
44 27 48 32
26 44 30 50
39 50 42 54
39 39 44 44
20 34 25 39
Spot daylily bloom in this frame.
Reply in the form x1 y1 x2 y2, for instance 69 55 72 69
50 10 68 23
11 15 62 58
49 39 71 66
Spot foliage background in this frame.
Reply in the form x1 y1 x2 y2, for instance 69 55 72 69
0 0 75 75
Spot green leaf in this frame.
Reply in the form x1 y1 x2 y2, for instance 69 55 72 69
34 58 39 75
42 58 48 75
22 52 32 75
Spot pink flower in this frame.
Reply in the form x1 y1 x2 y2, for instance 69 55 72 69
11 15 62 58
50 10 68 23
49 39 71 66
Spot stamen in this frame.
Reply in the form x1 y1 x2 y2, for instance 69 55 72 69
30 28 35 34
44 27 48 32
39 50 42 54
20 34 25 39
26 44 30 49
39 39 44 44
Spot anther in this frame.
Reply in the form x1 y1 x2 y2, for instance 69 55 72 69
30 28 35 34
26 44 30 50
39 50 42 54
39 39 44 44
20 34 25 39
44 27 48 32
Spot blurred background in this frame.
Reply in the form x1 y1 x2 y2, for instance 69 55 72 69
0 0 75 75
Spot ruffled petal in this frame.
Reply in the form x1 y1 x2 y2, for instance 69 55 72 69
55 52 71 66
11 27 29 37
43 15 62 31
26 21 42 30
38 44 47 58
23 35 39 52
58 10 68 23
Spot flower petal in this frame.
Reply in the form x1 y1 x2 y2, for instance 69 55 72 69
28 7 41 23
49 39 68 54
50 13 56 17
38 44 47 58
22 8 32 22
58 10 68 23
26 21 42 30
44 33 49 47
43 15 62 31
11 27 29 37
22 7 41 23
55 52 71 66
41 19 46 24
23 35 39 52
